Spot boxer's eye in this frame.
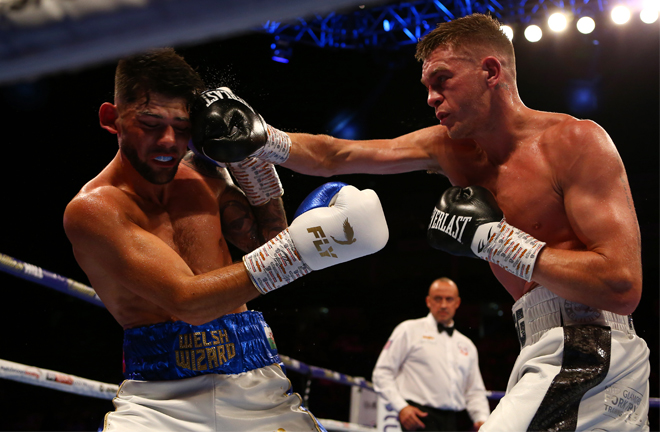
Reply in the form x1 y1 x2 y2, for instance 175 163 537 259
140 121 158 129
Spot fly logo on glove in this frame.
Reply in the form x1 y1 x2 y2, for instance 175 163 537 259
243 182 389 295
306 218 357 259
331 219 357 245
307 226 338 258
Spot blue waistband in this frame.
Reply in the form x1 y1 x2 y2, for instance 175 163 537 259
123 311 279 381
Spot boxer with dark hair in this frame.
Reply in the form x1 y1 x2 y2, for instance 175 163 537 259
193 13 650 432
63 48 388 432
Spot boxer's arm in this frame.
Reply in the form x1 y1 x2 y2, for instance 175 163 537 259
532 120 642 315
249 197 287 243
64 183 387 326
282 126 445 176
191 87 446 176
64 191 261 326
218 179 286 252
182 151 286 250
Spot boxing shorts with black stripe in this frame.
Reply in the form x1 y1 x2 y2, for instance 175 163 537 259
481 286 650 432
102 310 327 432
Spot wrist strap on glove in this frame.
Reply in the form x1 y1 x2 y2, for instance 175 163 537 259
251 125 291 164
228 157 284 206
472 220 546 282
243 229 312 294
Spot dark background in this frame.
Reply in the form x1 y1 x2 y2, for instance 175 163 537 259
0 14 657 431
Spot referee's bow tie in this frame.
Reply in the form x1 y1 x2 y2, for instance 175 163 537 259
437 324 454 336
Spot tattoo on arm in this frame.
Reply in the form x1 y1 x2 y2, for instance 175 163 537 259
251 198 288 242
220 199 261 253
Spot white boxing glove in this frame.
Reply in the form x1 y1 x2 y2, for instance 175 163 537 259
243 182 389 294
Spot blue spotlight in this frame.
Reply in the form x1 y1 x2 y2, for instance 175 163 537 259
336 124 359 140
567 80 598 114
271 39 292 64
383 19 391 31
329 111 361 140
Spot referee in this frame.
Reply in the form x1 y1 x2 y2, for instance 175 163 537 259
372 278 490 431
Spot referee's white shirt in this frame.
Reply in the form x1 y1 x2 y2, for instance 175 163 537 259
372 313 490 424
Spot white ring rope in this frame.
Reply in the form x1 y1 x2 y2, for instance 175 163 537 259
0 358 118 400
0 357 377 431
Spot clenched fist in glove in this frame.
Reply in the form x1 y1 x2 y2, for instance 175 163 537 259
427 186 545 282
243 182 389 294
189 87 291 206
190 87 290 165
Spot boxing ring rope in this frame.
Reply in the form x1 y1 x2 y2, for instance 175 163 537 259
1 251 658 430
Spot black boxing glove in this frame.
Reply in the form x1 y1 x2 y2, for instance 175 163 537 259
427 186 545 282
190 87 289 205
190 87 290 164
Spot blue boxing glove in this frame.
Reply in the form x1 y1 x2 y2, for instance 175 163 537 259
293 182 348 219
243 183 389 294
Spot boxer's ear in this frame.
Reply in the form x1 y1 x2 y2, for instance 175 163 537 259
482 57 502 88
99 102 119 134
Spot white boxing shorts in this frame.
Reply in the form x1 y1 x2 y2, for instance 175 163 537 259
481 286 650 432
104 363 324 432
103 311 327 432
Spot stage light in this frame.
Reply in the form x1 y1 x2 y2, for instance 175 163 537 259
611 6 631 24
548 12 568 32
576 16 596 34
383 19 391 31
271 38 292 64
640 8 659 23
329 111 361 140
500 25 514 41
524 25 543 42
567 80 598 114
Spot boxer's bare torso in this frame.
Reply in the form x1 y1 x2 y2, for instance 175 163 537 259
429 111 633 300
66 156 256 329
286 109 641 311
64 94 277 330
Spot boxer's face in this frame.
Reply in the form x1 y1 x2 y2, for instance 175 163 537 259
421 45 490 140
117 93 191 184
426 281 461 326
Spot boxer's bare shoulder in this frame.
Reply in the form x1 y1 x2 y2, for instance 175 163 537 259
537 113 619 160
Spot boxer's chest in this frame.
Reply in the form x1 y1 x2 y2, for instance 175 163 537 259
449 148 579 248
135 186 233 274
